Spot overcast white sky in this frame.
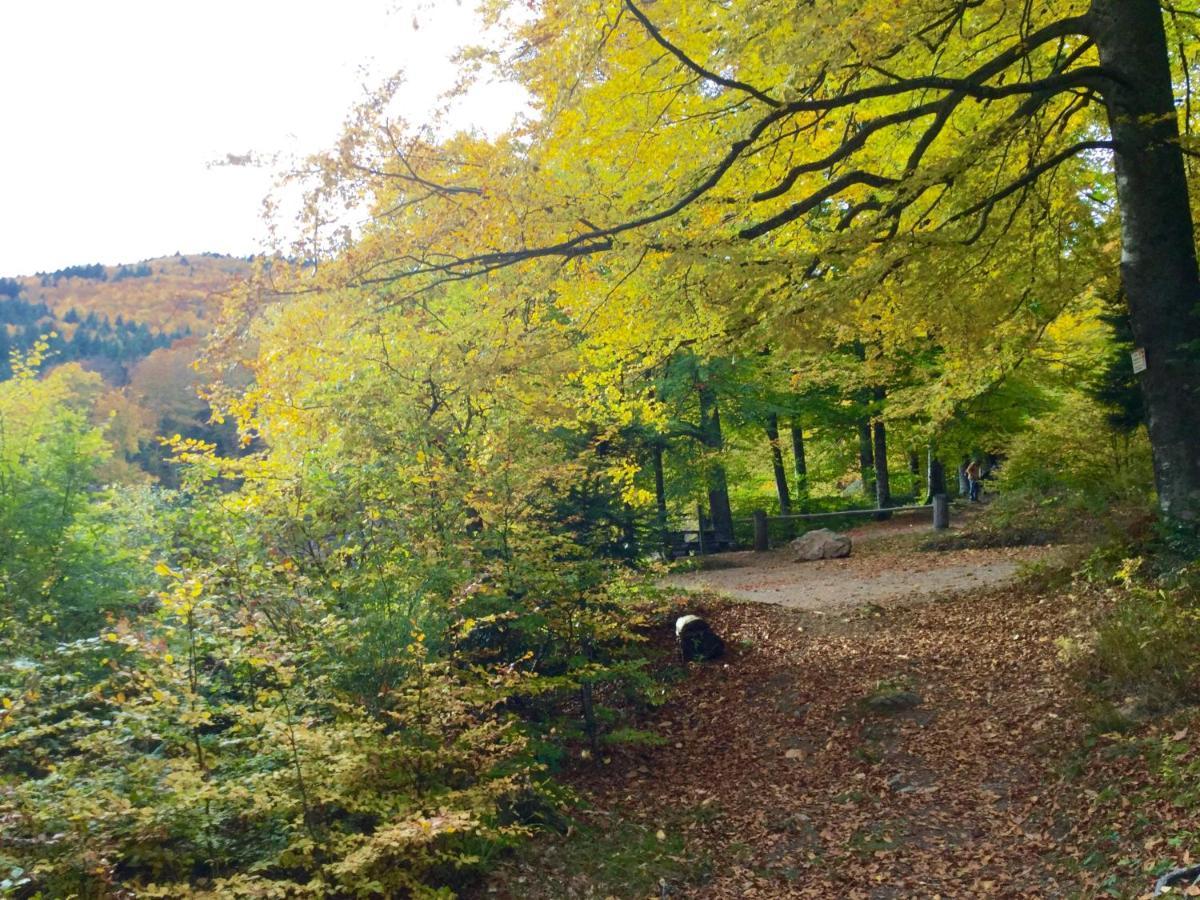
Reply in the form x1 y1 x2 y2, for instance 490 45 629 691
0 1 523 276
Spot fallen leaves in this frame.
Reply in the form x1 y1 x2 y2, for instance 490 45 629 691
479 526 1189 898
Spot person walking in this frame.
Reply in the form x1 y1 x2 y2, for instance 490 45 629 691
965 458 982 502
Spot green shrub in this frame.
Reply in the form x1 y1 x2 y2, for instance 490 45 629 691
1081 561 1200 710
994 392 1153 512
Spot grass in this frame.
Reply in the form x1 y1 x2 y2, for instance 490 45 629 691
1058 710 1200 896
495 814 713 898
859 675 922 714
1080 566 1200 712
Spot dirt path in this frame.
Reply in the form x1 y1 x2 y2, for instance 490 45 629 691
663 514 1059 610
480 518 1108 898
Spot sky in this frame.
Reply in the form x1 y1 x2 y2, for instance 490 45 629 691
0 0 524 276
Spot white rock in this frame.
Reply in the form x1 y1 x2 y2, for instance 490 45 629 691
790 528 852 561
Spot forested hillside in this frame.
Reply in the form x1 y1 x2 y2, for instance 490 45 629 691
0 254 251 482
8 252 251 334
2 1 1200 897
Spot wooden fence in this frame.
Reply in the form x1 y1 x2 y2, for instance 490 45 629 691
746 493 950 551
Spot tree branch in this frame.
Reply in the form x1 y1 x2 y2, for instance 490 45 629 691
624 0 782 107
947 139 1114 224
742 172 900 239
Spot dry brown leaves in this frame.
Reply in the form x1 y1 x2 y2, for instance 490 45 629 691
481 533 1188 898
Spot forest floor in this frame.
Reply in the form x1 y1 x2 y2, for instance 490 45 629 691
477 511 1195 899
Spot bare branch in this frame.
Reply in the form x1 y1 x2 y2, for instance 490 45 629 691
947 139 1114 223
624 0 781 107
742 172 900 238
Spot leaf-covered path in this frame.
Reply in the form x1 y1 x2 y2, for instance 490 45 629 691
483 532 1110 898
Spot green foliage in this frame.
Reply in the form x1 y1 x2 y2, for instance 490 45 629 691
0 345 146 648
0 283 675 895
1081 561 1200 711
1088 298 1145 434
993 391 1154 513
0 597 532 897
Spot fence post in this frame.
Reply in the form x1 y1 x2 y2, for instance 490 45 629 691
932 493 950 530
753 509 770 552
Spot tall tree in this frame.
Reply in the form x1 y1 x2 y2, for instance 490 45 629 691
873 388 892 513
764 412 792 515
295 0 1200 520
790 419 808 511
1091 0 1200 521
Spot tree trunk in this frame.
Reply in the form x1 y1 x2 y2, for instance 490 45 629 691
857 418 875 498
927 447 947 502
651 442 668 549
699 387 735 543
873 421 891 511
872 392 891 516
790 419 808 511
1093 0 1200 522
765 413 792 515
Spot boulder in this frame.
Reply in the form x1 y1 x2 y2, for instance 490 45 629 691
675 615 725 663
790 528 852 561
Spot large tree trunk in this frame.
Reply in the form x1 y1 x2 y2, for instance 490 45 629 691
765 413 792 515
1093 0 1200 522
790 418 808 512
873 421 891 510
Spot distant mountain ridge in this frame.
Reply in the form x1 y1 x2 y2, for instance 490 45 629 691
2 252 253 336
0 253 252 384
0 253 255 483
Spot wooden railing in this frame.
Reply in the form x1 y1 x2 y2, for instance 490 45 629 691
746 494 950 551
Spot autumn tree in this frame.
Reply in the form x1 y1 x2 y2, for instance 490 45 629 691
297 0 1200 522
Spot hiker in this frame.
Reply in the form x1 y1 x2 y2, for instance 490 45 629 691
965 458 982 502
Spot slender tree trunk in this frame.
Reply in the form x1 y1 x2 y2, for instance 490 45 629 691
699 387 735 543
651 442 668 549
765 413 792 515
790 419 808 511
1093 0 1200 522
873 422 891 510
857 418 875 498
872 387 891 515
908 450 920 476
927 448 947 502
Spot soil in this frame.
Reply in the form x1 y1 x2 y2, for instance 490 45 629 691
663 511 1062 611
